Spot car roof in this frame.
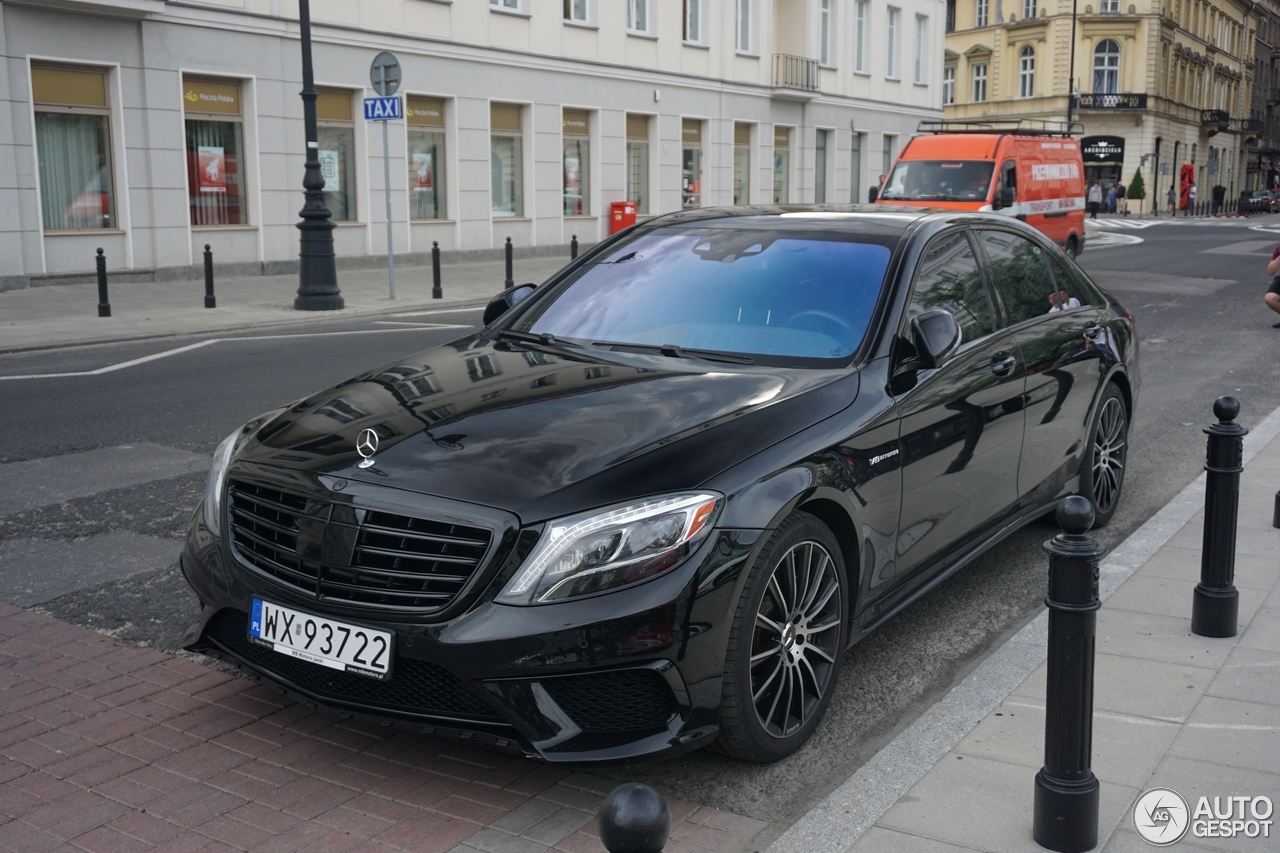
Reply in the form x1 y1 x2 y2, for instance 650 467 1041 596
642 204 1041 241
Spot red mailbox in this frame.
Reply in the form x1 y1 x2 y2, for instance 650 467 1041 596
609 200 637 234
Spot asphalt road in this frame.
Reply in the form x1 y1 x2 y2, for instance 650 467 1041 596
1 218 1278 840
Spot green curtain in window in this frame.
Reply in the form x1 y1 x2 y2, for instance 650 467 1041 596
35 112 114 230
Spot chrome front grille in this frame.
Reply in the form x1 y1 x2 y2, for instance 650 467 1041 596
227 479 493 615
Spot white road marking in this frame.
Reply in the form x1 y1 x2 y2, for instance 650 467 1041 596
372 321 473 328
1089 219 1161 229
0 326 476 381
387 307 486 318
1086 231 1145 249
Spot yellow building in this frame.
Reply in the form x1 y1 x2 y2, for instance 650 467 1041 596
943 0 1256 210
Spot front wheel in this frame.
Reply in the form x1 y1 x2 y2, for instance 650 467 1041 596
1079 384 1128 527
1066 235 1081 258
716 513 848 762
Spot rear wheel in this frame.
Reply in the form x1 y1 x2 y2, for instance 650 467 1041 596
1079 384 1128 527
717 512 847 762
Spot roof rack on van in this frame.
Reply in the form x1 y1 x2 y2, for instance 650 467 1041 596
916 119 1083 137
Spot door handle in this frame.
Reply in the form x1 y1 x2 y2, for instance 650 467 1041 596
990 353 1017 376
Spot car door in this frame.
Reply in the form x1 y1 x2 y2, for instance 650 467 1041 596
891 229 1027 587
973 228 1103 503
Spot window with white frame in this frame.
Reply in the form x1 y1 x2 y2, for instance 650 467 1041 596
33 64 118 231
820 0 832 66
887 8 900 78
972 63 987 101
564 0 588 23
943 66 955 103
1023 0 1035 18
976 0 988 27
491 103 523 218
737 0 752 52
855 0 868 72
490 0 522 10
914 16 927 83
1018 46 1035 97
627 0 651 34
683 0 703 43
1099 0 1118 11
1093 39 1120 93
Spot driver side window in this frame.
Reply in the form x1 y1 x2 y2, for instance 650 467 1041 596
908 231 995 347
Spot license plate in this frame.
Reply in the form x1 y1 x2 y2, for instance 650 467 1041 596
249 599 393 680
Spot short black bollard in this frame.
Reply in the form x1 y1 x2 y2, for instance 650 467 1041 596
203 244 216 309
431 241 443 299
598 784 670 853
1273 491 1280 529
571 234 579 259
95 248 111 318
1034 495 1103 853
1193 396 1247 637
504 236 514 290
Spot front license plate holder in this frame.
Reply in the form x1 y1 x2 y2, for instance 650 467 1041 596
248 598 394 681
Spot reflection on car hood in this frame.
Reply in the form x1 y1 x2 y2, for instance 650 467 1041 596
236 336 860 522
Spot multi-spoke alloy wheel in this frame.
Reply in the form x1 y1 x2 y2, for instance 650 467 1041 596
1080 384 1128 527
717 513 847 762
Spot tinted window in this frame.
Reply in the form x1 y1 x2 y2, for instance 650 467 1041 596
1046 253 1087 311
975 229 1056 325
907 230 994 345
524 225 893 363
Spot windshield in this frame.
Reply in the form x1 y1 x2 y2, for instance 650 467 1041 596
880 160 995 202
520 224 894 364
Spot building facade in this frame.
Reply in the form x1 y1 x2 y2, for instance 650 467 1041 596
943 0 1255 212
0 0 943 288
1246 0 1280 190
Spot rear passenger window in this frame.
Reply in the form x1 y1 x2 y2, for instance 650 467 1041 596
1046 254 1087 311
975 229 1056 325
908 231 995 346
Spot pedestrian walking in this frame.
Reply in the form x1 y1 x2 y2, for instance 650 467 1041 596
1168 184 1176 214
1106 184 1117 214
1116 180 1127 215
1087 182 1102 219
869 175 884 203
1188 182 1197 215
1267 246 1280 328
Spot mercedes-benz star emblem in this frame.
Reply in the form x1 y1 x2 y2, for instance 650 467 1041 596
355 428 379 469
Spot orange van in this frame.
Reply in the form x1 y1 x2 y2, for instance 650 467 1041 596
876 122 1086 257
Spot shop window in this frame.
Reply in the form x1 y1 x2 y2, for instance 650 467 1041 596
407 97 446 220
491 103 523 218
682 118 702 209
32 64 116 231
562 109 590 216
317 89 356 222
773 126 791 204
182 76 246 226
626 114 650 214
733 123 751 205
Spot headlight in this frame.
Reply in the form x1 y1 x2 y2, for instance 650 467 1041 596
497 493 721 605
202 429 239 537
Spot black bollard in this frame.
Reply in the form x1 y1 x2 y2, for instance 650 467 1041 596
203 244 216 309
1034 495 1103 853
504 236 514 290
598 784 670 853
1193 396 1246 637
431 241 442 299
95 248 111 318
1273 491 1280 529
571 234 579 259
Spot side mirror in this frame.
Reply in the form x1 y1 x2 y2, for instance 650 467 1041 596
910 310 961 370
482 283 537 326
993 186 1016 210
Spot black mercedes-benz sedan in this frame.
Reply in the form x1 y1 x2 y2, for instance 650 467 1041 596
182 206 1138 764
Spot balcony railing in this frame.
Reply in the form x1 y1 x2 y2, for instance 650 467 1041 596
773 54 820 91
1072 93 1147 110
1202 109 1231 128
1238 118 1266 133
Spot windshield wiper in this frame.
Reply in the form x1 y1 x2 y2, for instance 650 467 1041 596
590 340 754 365
494 329 580 348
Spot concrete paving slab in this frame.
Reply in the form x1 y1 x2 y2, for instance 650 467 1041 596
1012 653 1214 723
1140 755 1280 852
1104 828 1222 852
1101 574 1266 628
1166 695 1280 776
872 752 1137 853
1205 645 1280 707
848 826 984 853
1136 545 1278 593
0 531 180 606
0 444 208 517
1239 608 1280 653
1095 609 1234 670
954 697 1180 789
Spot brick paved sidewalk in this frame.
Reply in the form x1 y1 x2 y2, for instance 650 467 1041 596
0 604 768 853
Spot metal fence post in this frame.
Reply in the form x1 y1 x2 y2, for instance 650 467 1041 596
504 237 514 290
571 234 578 259
432 241 442 299
203 244 217 308
96 248 111 318
1193 396 1246 637
1034 495 1103 853
599 784 670 853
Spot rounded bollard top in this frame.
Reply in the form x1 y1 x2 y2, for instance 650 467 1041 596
432 240 438 247
1213 396 1240 423
205 243 211 251
1055 495 1095 536
598 783 670 853
506 236 512 244
96 247 104 256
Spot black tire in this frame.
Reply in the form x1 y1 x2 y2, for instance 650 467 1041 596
1079 383 1128 528
716 512 848 762
1066 235 1081 258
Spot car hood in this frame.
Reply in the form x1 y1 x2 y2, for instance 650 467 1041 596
235 336 860 522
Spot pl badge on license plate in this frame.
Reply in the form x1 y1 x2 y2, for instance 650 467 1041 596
249 598 393 681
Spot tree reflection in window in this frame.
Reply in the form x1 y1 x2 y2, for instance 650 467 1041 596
907 231 994 346
975 230 1055 325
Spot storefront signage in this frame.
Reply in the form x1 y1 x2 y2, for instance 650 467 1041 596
183 78 240 115
562 109 589 136
1081 136 1125 163
407 97 444 127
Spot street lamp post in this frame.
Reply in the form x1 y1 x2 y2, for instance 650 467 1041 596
294 0 343 311
1066 0 1078 128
